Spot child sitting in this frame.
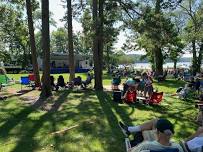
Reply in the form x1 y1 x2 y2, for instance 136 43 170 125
123 86 137 103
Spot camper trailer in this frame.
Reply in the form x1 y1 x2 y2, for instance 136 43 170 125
37 53 93 73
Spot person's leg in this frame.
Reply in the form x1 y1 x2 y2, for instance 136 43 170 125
119 119 158 136
55 85 59 91
148 86 153 99
128 119 158 133
144 86 147 98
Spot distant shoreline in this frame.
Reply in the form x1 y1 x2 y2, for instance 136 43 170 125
119 62 193 69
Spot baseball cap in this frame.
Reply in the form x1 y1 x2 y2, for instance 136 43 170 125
156 118 174 135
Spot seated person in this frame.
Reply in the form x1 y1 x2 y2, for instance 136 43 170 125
195 78 200 93
188 77 196 89
73 76 82 86
157 71 167 82
172 84 193 99
50 76 55 90
137 80 145 97
123 78 136 94
82 73 92 88
112 75 121 90
56 75 66 90
182 127 203 152
123 86 137 103
119 118 184 152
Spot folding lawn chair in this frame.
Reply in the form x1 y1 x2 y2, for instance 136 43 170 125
125 137 179 152
20 76 30 90
0 74 9 91
28 74 37 89
147 92 163 104
0 75 8 85
195 101 203 126
28 74 35 82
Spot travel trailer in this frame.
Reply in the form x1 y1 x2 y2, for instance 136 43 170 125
37 53 93 73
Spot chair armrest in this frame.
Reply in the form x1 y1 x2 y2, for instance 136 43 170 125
125 138 131 152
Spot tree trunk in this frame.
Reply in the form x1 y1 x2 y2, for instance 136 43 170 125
23 47 27 69
106 45 110 73
197 42 203 73
192 40 197 75
174 60 177 71
153 0 163 76
67 0 75 82
154 47 163 77
40 0 52 98
26 0 41 87
92 0 103 90
98 0 104 88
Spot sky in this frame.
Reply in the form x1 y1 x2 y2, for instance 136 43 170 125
49 0 127 51
49 0 192 57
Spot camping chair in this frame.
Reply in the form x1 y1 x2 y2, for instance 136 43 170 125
124 90 137 104
125 137 179 152
28 74 38 89
195 101 203 126
147 92 163 104
82 78 92 89
0 74 9 91
0 75 8 85
20 76 30 90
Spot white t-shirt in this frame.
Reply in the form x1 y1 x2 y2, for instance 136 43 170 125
131 141 184 152
187 137 203 152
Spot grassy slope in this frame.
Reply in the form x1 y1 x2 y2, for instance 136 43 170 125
0 77 198 152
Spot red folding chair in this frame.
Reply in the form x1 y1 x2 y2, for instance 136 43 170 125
28 74 35 81
124 91 137 103
147 92 163 104
28 74 37 88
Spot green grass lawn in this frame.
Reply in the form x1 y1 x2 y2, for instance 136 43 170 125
0 77 199 152
7 72 113 86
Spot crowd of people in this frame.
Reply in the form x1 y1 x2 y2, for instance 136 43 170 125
112 67 203 103
50 73 93 91
111 67 203 151
112 71 154 103
171 77 201 100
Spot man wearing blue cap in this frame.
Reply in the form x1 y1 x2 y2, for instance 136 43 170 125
119 118 184 152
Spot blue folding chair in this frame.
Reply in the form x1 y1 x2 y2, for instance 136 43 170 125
20 76 30 90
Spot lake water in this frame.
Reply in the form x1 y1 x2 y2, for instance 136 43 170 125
122 62 192 69
133 62 191 69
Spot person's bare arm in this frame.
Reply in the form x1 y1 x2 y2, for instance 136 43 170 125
186 127 203 141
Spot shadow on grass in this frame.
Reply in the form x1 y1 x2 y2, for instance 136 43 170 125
98 91 197 140
0 89 34 100
97 91 135 125
0 89 198 151
0 96 47 140
10 91 70 152
155 79 185 89
0 91 69 139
